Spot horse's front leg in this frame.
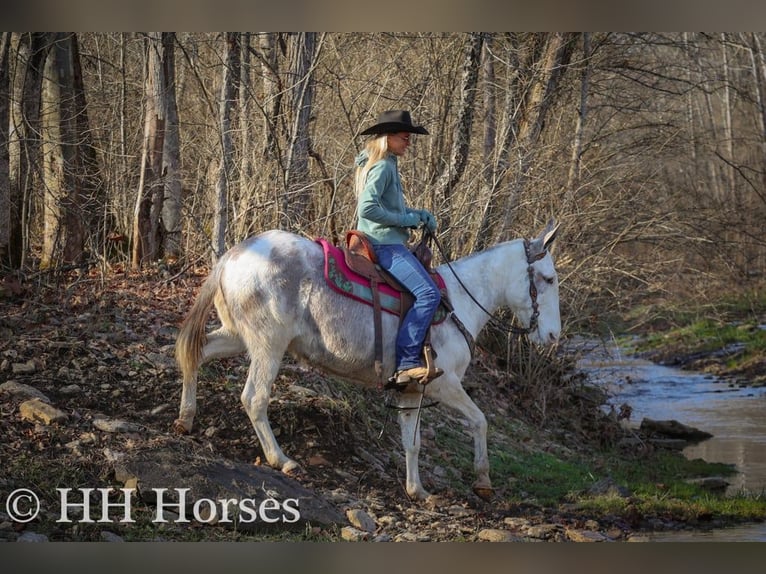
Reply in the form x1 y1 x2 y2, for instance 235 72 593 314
396 393 430 500
429 378 493 500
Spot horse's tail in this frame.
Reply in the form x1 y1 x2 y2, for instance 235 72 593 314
175 263 222 382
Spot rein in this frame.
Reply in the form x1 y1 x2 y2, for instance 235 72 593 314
426 228 542 337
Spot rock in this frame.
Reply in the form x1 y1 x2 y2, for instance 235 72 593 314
649 438 689 450
19 398 68 425
686 476 730 492
100 531 125 542
346 508 376 533
93 418 143 433
394 531 419 542
525 523 561 540
640 418 713 443
112 445 344 531
0 381 50 402
11 361 36 375
503 516 531 529
103 448 126 463
340 526 369 541
565 528 608 542
587 477 632 498
477 528 514 542
17 531 49 542
447 505 477 518
150 404 170 415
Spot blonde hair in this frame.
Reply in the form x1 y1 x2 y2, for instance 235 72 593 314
355 135 390 196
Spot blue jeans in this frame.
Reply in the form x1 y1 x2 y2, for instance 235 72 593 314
373 243 441 370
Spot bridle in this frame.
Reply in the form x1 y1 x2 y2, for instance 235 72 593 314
427 228 544 338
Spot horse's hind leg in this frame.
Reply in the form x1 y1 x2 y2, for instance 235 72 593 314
397 393 430 500
240 349 299 474
174 328 246 433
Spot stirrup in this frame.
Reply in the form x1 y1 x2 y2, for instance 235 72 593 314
386 365 444 391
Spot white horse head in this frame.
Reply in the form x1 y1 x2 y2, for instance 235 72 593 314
514 218 561 346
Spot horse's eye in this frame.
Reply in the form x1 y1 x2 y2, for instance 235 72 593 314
544 276 555 285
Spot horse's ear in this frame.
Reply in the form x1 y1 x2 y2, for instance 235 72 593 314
542 218 560 251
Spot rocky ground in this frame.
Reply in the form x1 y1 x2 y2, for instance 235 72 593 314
0 268 761 542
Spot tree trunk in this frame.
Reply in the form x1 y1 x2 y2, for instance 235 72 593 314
211 32 239 261
500 33 576 238
565 32 591 213
8 33 46 269
283 32 320 232
474 33 524 251
719 33 737 209
259 32 281 161
235 32 255 242
431 32 483 258
40 33 92 269
160 32 182 260
0 33 10 268
132 32 167 269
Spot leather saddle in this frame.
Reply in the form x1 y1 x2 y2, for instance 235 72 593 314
341 230 431 382
339 230 474 387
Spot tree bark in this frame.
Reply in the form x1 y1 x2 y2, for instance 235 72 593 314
211 32 239 261
235 32 255 242
565 32 591 213
132 32 168 269
259 32 281 161
8 33 46 269
432 32 483 258
0 33 10 268
499 33 576 239
160 32 182 260
283 32 320 232
40 33 94 269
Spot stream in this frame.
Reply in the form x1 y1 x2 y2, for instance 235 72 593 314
574 337 766 541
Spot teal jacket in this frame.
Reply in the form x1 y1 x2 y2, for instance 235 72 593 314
355 151 421 245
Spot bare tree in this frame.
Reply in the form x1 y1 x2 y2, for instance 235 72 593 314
40 33 102 269
258 32 281 161
8 33 46 269
282 32 321 232
475 33 577 250
431 32 483 258
565 32 591 213
211 32 240 260
132 32 168 269
0 33 10 268
499 33 576 237
161 32 182 260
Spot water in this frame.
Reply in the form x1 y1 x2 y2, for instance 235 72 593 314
574 338 766 541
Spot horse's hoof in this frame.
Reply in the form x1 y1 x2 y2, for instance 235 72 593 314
406 488 431 501
171 420 191 435
282 461 304 477
472 486 494 501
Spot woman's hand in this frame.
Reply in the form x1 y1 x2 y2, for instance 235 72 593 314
418 210 438 232
399 212 422 228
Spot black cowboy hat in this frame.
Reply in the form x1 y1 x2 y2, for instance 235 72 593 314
360 110 429 136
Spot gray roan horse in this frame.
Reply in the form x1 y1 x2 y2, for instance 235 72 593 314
174 219 561 500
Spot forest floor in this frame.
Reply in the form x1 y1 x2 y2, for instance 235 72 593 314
1 267 765 542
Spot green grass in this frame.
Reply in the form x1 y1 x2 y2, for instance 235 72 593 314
492 449 593 505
